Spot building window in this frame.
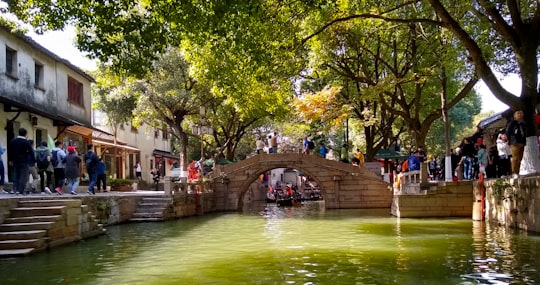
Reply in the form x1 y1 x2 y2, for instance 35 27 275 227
154 129 160 139
5 46 17 77
67 76 83 106
35 129 47 146
162 129 169 140
34 62 44 88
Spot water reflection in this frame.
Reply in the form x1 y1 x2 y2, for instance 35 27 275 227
1 207 539 285
461 221 539 284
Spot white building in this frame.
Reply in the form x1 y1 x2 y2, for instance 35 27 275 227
92 110 177 184
0 24 99 182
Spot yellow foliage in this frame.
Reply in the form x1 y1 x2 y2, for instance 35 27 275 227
293 85 350 129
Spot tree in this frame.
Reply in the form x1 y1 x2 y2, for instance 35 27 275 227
300 9 480 160
303 0 539 172
180 39 293 161
424 0 540 174
92 65 138 143
6 0 312 78
134 48 211 173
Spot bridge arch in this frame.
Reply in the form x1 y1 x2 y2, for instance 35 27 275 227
234 164 328 211
210 153 392 211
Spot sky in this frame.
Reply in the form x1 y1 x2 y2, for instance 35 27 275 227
31 28 514 114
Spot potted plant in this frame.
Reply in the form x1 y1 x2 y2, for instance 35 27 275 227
108 178 135 192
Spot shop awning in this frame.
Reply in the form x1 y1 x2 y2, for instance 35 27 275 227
153 149 179 160
1 99 110 136
374 149 409 160
58 116 111 136
93 139 140 152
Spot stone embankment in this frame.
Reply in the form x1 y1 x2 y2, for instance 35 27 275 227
0 199 104 257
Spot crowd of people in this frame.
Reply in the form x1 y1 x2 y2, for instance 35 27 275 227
397 110 527 181
0 127 106 195
255 133 328 158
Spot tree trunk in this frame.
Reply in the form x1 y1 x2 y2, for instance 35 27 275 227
179 129 189 174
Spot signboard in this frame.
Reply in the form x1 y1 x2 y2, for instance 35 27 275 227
191 125 214 135
364 162 382 177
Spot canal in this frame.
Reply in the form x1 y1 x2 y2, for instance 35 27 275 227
1 204 539 284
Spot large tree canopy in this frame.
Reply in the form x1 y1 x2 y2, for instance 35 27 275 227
7 0 537 163
6 0 311 78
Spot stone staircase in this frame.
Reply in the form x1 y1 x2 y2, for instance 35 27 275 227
0 199 105 257
129 197 173 222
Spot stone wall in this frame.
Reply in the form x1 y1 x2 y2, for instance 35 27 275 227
79 196 142 225
0 198 18 224
48 199 85 248
391 181 473 218
0 193 218 229
169 192 217 217
482 176 540 232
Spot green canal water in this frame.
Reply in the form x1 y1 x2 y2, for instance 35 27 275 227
1 205 539 285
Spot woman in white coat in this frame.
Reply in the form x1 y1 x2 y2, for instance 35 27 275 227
496 133 511 177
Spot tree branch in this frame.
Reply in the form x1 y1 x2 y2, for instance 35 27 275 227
300 14 443 46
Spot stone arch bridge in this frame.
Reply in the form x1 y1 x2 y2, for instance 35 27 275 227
210 153 392 211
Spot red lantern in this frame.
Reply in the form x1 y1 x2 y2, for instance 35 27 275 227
535 115 540 124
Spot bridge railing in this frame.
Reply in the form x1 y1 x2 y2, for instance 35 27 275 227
162 176 212 196
393 163 429 195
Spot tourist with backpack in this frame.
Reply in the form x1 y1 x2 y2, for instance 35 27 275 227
7 128 33 195
26 139 40 194
303 136 314 154
51 141 67 194
35 141 53 194
65 146 82 195
84 144 99 195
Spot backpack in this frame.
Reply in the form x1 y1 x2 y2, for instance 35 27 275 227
308 141 315 150
36 151 50 169
51 149 59 167
85 152 96 171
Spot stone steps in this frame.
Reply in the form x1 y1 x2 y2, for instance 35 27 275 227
0 238 46 250
18 200 74 207
0 230 47 241
0 200 58 257
132 212 165 218
3 215 62 224
129 217 164 222
10 206 65 217
0 221 55 232
0 198 106 258
0 248 36 257
129 197 172 222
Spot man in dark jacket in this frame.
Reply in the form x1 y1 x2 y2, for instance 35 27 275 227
84 144 99 195
506 110 527 178
8 128 34 195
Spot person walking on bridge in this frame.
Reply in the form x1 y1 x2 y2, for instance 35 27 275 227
256 136 265 154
